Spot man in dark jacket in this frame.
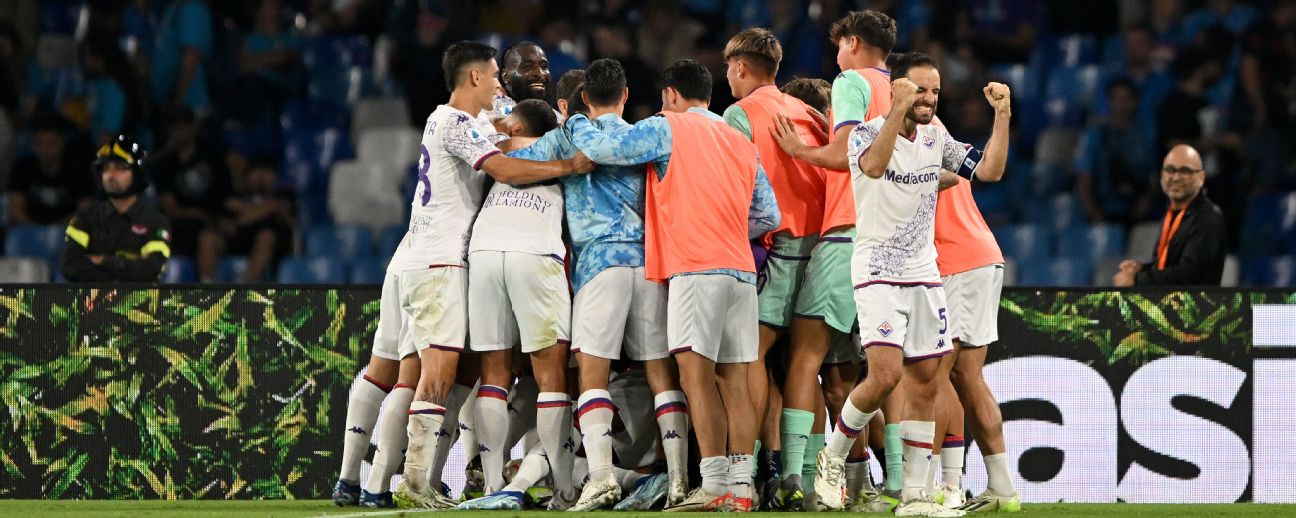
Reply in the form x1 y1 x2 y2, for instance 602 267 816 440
1113 144 1225 286
61 135 172 282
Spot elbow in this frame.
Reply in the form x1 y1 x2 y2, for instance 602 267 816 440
862 165 886 179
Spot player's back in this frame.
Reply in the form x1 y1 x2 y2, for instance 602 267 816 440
388 105 491 272
734 86 827 238
561 115 648 254
847 118 944 283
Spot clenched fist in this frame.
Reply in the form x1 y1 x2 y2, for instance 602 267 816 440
983 82 1011 114
892 78 918 109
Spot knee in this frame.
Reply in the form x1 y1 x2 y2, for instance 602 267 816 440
868 365 903 391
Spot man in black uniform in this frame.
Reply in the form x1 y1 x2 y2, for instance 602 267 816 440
61 136 172 282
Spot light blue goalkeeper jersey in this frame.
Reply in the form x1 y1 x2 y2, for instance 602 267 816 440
507 113 647 293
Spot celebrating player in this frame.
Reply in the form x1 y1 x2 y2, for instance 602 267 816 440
566 58 780 512
390 40 592 510
813 53 1009 517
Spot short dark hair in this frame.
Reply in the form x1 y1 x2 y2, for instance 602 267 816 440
556 69 587 115
661 59 712 102
584 58 626 107
829 10 897 56
1106 76 1140 98
889 52 938 80
442 40 497 91
500 40 540 68
511 99 558 137
780 77 832 114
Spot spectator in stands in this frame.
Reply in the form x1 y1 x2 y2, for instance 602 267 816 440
636 1 703 72
79 33 149 146
955 0 1041 64
1156 48 1224 154
391 2 451 125
1099 23 1174 120
150 106 230 279
0 22 20 118
1076 78 1158 224
590 20 657 121
231 0 304 124
768 0 824 82
150 0 214 115
7 116 94 225
215 157 295 283
61 135 171 282
1234 0 1295 188
1113 144 1225 286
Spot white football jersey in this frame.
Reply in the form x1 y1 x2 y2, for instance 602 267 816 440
468 179 566 258
386 105 501 272
846 117 977 284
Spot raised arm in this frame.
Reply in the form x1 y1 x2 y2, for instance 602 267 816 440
972 82 1012 182
858 79 916 179
565 113 672 166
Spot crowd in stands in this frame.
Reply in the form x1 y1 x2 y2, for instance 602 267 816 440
0 0 1293 285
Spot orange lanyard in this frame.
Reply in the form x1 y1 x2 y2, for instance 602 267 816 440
1157 208 1188 270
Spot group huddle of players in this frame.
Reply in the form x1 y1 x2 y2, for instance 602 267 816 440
329 9 1021 517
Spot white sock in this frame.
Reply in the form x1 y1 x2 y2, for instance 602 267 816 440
502 443 550 493
429 383 471 491
508 377 540 451
340 375 388 483
827 399 876 458
364 384 413 494
699 456 729 496
458 384 479 463
538 392 575 498
617 467 647 491
899 420 936 501
403 400 446 492
845 453 870 500
984 453 1016 495
941 435 965 488
653 390 690 480
577 389 616 482
475 384 511 493
727 454 754 500
573 456 590 488
925 455 938 495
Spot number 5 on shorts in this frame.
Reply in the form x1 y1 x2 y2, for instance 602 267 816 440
938 308 947 335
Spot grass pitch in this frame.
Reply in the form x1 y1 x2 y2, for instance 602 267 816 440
1 501 1293 517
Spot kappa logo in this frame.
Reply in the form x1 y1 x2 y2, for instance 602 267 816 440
877 321 894 337
434 428 450 438
478 444 491 453
347 426 366 435
459 423 471 431
664 430 681 440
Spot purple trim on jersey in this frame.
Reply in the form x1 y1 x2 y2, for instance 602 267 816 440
833 120 862 132
423 342 464 352
853 280 943 289
861 340 902 350
819 236 853 243
904 349 952 363
547 254 565 264
473 149 501 170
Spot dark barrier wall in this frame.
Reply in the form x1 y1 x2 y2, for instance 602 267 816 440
0 286 1292 502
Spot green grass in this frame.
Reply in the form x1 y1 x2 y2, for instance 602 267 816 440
1 501 1293 517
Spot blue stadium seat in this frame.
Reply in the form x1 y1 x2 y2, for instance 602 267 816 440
161 256 197 283
1018 257 1094 287
305 224 375 259
277 257 349 284
280 99 349 133
1058 224 1126 262
349 258 386 284
5 224 66 263
1043 65 1100 127
992 223 1051 264
379 225 405 258
216 256 250 283
1243 256 1295 287
283 127 353 194
1241 193 1295 256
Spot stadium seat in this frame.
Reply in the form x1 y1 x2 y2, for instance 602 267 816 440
216 256 250 283
1043 65 1100 127
160 257 197 284
349 258 386 284
1221 254 1240 287
1243 256 1295 287
277 257 348 284
1241 192 1296 256
1030 128 1081 196
0 257 51 283
352 98 412 139
1058 223 1126 262
305 225 375 259
1001 258 1018 287
1023 193 1085 234
379 225 405 258
328 160 405 235
1092 257 1124 286
1018 257 1094 287
993 223 1051 264
357 127 421 173
1126 221 1162 261
280 99 349 133
5 225 66 263
283 127 353 194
